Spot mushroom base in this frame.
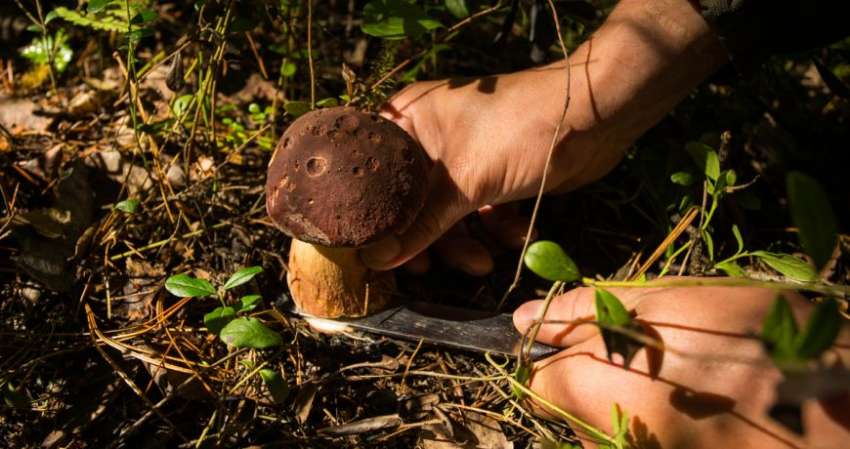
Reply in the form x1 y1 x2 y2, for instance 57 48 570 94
287 239 394 318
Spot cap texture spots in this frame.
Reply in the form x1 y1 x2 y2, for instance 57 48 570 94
266 107 429 247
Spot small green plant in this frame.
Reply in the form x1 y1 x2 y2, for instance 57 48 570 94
19 29 73 73
113 198 140 214
3 382 29 410
786 171 839 271
259 368 289 404
517 240 645 400
165 266 283 349
761 294 841 367
360 0 443 41
668 141 829 283
52 0 154 33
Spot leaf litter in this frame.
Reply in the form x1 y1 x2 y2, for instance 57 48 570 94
1 1 848 448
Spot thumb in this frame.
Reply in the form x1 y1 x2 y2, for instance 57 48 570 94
360 164 472 270
513 286 640 348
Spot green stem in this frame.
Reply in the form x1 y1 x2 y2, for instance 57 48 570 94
486 353 615 445
700 194 719 232
523 281 564 362
582 277 849 297
658 240 692 278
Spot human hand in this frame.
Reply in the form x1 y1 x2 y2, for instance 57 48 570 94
360 69 596 276
359 0 727 275
512 280 850 448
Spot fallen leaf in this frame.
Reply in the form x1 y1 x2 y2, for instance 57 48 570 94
0 96 52 132
419 410 512 449
13 162 94 291
318 414 403 437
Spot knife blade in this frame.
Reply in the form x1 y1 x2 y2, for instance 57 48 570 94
290 299 560 362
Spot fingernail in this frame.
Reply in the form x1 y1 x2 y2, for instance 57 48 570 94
361 237 401 269
513 300 543 328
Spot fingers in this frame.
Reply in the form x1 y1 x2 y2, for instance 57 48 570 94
360 163 473 271
523 340 625 432
402 251 430 275
478 204 537 249
433 223 494 276
513 287 643 348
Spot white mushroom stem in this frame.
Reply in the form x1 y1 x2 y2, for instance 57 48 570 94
287 239 394 318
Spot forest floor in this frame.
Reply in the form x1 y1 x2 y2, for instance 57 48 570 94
1 1 849 448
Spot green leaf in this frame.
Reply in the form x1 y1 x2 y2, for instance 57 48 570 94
130 10 158 24
752 251 820 283
223 266 263 291
813 58 850 99
795 298 841 360
165 274 216 298
786 171 838 271
114 198 139 213
595 289 643 370
220 318 283 348
725 169 737 187
126 27 155 41
280 61 296 77
20 31 73 73
670 171 695 186
523 241 580 282
732 224 744 255
238 295 262 313
685 142 720 182
361 0 443 40
316 97 339 108
44 10 61 24
4 383 29 409
204 306 236 335
445 0 470 19
702 229 715 262
238 359 254 370
87 0 113 13
716 260 746 278
761 294 799 360
611 403 630 449
284 100 311 117
595 289 631 327
173 94 194 117
260 369 290 404
512 362 533 400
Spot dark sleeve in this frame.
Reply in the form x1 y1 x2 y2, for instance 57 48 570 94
699 0 850 65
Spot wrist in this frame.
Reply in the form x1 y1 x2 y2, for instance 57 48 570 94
552 0 727 190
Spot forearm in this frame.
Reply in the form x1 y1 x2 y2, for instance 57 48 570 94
523 0 728 191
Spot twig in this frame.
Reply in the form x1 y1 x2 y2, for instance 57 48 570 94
499 0 571 310
307 0 316 109
630 206 699 281
84 302 189 443
109 221 231 261
400 338 425 393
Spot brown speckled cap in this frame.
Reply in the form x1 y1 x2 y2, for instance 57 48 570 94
266 107 429 247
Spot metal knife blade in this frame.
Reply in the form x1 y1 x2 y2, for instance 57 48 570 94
294 299 560 362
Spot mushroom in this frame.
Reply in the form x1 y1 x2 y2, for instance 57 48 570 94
266 107 429 318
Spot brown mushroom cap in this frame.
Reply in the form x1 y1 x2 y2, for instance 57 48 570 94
266 107 429 247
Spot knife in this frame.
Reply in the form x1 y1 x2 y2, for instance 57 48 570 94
284 298 561 362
